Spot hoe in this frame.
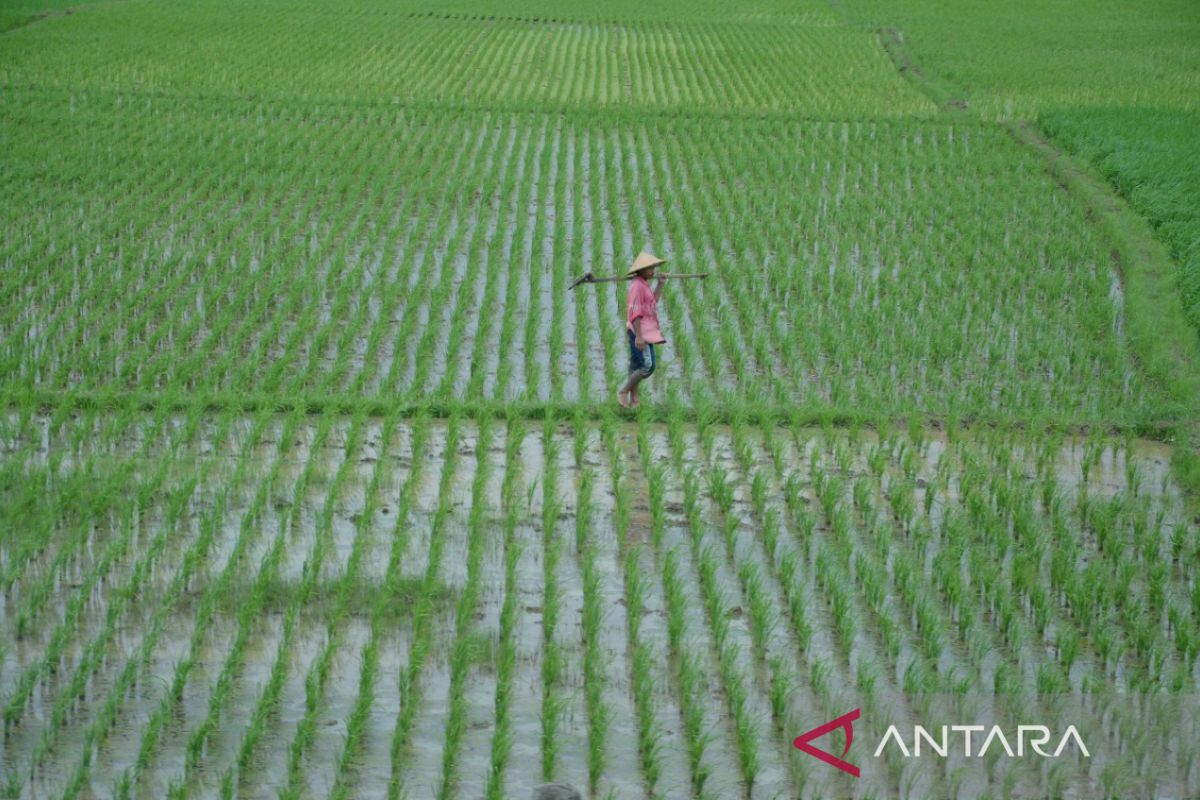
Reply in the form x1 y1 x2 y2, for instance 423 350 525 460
568 270 709 290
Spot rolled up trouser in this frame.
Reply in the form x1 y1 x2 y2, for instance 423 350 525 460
621 327 656 390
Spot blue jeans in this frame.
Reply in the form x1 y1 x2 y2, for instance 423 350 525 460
626 327 656 380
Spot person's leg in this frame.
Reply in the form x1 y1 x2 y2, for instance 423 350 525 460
624 326 652 400
630 345 654 407
618 328 643 406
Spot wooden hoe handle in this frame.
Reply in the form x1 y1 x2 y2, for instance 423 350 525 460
569 271 709 290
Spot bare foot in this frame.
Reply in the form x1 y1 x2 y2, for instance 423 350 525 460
631 387 640 408
617 389 630 408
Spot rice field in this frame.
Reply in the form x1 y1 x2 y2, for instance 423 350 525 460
1 407 1198 798
0 93 1169 421
2 1 1198 798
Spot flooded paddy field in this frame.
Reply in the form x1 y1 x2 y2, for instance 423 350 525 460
1 409 1197 798
1 92 1164 423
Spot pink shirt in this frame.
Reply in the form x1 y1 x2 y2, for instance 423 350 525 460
626 276 665 344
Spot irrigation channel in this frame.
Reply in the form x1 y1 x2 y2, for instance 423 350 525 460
1 409 1197 798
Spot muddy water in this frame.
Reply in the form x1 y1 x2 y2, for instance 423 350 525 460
2 412 1197 798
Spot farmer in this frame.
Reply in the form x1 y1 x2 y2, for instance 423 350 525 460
617 251 668 408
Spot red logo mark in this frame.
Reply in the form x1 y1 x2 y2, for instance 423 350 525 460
793 708 861 777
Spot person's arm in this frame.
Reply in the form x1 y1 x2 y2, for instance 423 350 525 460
632 316 645 350
653 275 666 300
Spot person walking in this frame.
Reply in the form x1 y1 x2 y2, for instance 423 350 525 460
617 251 668 408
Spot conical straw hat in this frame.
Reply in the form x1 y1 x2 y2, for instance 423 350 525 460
625 250 667 277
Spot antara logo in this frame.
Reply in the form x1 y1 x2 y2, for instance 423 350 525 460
793 709 1090 777
793 708 861 777
873 724 1091 759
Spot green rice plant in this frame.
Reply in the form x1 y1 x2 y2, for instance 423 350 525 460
57 408 281 790
13 429 218 749
390 415 466 796
126 412 302 786
485 501 522 800
539 420 565 782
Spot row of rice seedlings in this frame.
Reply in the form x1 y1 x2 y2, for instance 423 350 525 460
279 409 382 794
644 417 747 798
2 406 228 737
347 186 423 398
852 445 1003 710
659 419 779 797
564 127 599 404
118 169 276 395
273 411 370 799
309 161 401 399
270 206 371 399
0 410 63 600
63 408 285 798
434 122 521 402
402 124 503 401
859 430 1044 701
167 413 341 797
123 409 328 794
590 124 629 396
599 414 669 794
114 410 304 798
1039 434 1194 675
718 418 867 791
847 439 1004 790
319 409 407 798
458 125 521 402
206 412 357 796
142 189 276 393
680 119 1139 415
709 420 917 795
976 432 1189 690
517 119 556 403
584 126 625 404
753 424 912 796
547 124 572 403
570 420 607 795
373 118 488 398
25 162 210 391
12 406 242 787
633 130 753 402
251 201 354 396
769 428 938 792
538 417 566 779
2 405 164 637
388 130 492 400
164 112 375 397
430 121 521 403
953 440 1116 690
484 418 526 800
434 414 494 798
201 187 317 395
880 431 1178 785
652 128 789 406
867 425 1194 702
36 473 197 795
492 117 547 403
4 403 140 601
254 186 365 395
388 414 465 798
857 470 965 684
